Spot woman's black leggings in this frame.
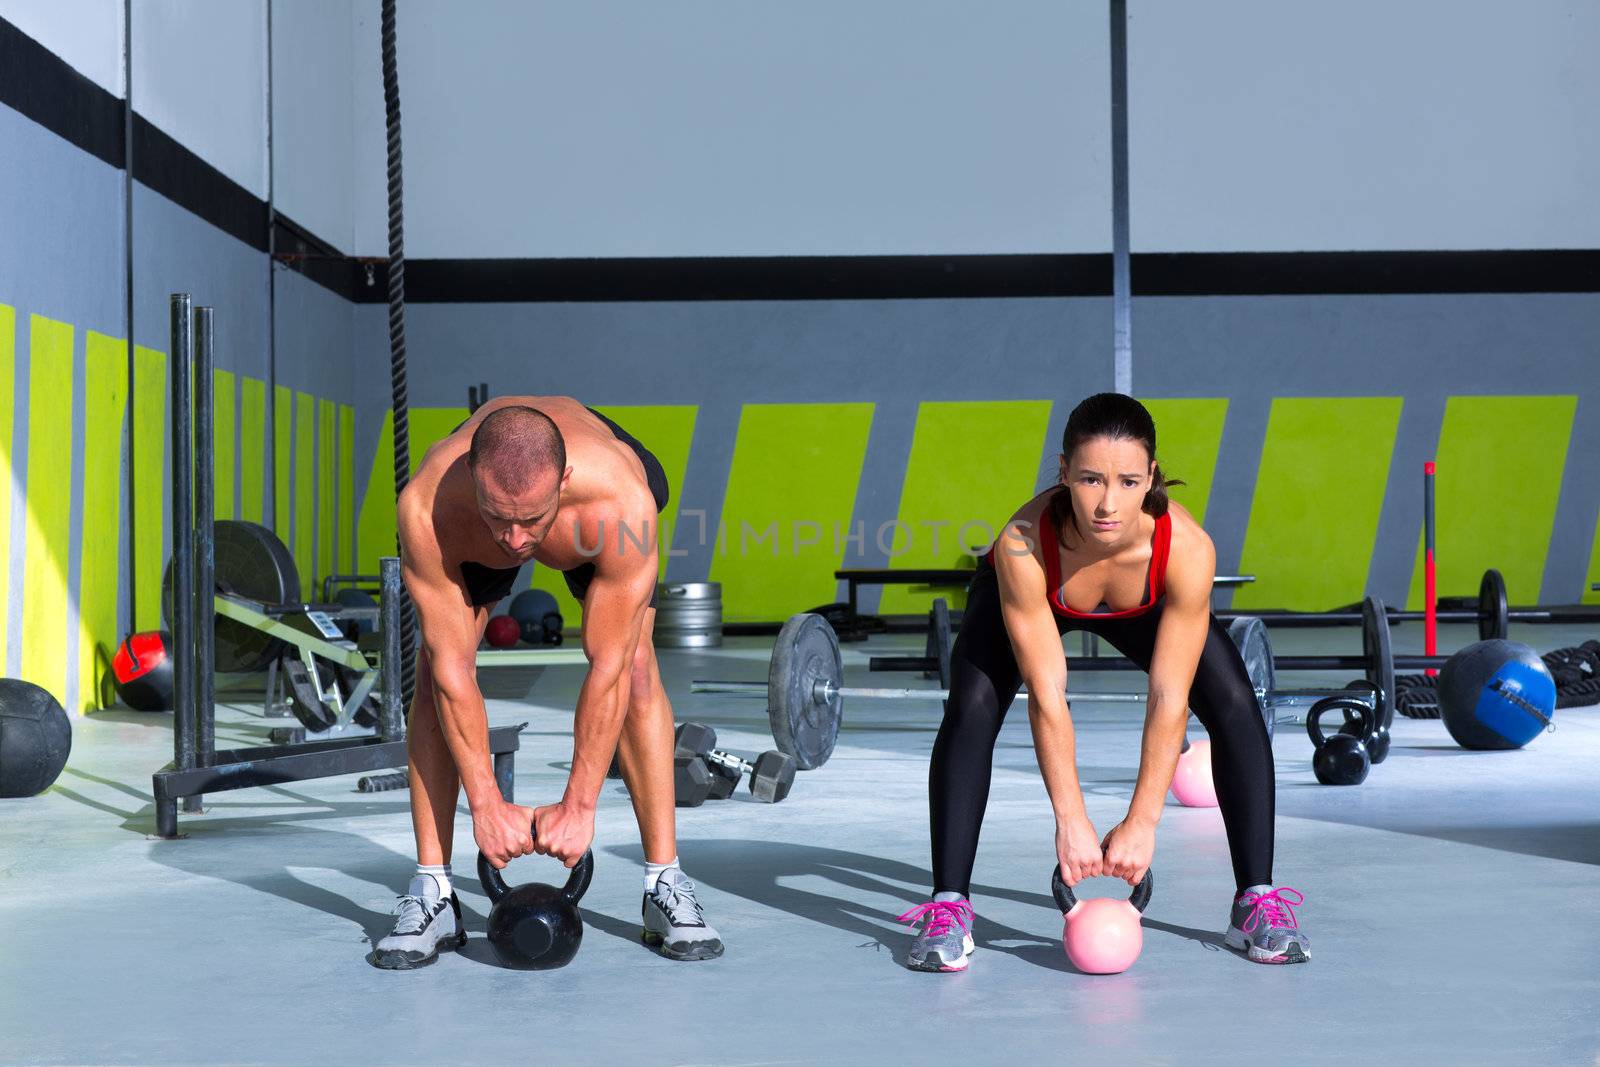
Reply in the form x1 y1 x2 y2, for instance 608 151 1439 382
929 563 1275 896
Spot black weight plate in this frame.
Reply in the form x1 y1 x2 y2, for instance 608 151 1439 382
1226 615 1275 739
163 521 301 673
1361 596 1395 734
282 657 337 732
767 613 843 770
1478 568 1509 641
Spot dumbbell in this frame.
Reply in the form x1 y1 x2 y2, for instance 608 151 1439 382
672 722 720 806
674 722 797 804
703 748 796 803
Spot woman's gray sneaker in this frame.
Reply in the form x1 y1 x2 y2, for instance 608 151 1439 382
898 897 976 973
641 868 723 961
1224 885 1310 964
368 875 468 970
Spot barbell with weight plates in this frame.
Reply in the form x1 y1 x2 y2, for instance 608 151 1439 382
1216 568 1600 639
695 604 1411 769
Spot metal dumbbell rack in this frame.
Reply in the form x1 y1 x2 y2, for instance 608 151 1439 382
149 293 523 838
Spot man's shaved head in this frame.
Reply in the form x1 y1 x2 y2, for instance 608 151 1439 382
468 405 566 491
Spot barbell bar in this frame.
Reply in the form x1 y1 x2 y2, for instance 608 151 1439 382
694 606 1404 771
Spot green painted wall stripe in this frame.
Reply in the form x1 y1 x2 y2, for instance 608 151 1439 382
213 369 236 520
79 332 128 711
294 392 317 597
1406 396 1577 608
239 376 265 524
880 400 1052 615
356 410 396 575
131 345 166 630
318 398 335 584
1138 398 1229 527
0 305 14 665
1234 397 1402 611
356 407 469 574
22 315 75 703
710 403 875 622
273 385 293 547
527 405 699 621
339 404 354 574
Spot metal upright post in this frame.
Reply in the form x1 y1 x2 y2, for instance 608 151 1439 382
1109 0 1133 395
194 306 217 782
168 294 196 826
379 556 407 742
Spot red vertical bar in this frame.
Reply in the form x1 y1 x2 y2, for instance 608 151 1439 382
1424 461 1437 675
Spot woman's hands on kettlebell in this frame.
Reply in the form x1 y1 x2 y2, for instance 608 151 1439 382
1100 815 1155 886
1057 813 1104 885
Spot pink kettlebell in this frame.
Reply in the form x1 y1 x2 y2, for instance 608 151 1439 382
1051 865 1154 974
1169 737 1218 808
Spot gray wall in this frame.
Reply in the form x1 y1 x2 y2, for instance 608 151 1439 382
345 0 1110 257
1128 0 1600 251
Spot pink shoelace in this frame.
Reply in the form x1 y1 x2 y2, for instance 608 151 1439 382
1239 887 1304 932
896 899 974 938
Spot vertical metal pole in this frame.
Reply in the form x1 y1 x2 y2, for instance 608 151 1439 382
1424 461 1437 675
169 295 195 797
1109 0 1133 395
379 556 406 742
194 307 217 777
493 752 514 803
122 0 137 636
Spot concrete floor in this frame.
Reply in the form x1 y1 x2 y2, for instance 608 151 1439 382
3 621 1598 1066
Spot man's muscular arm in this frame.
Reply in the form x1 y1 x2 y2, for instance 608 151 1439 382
399 497 534 866
533 498 657 867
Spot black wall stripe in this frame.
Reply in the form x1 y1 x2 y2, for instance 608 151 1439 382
5 14 1600 305
130 114 266 252
0 16 123 169
1133 251 1600 297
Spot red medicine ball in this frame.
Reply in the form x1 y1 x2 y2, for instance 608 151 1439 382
112 631 174 712
485 615 521 649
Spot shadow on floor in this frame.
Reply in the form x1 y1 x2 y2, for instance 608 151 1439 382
602 838 1228 973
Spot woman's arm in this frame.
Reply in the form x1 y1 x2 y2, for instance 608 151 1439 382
994 522 1104 884
1102 516 1216 883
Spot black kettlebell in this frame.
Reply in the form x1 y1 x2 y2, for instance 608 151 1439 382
477 849 593 969
1307 696 1372 786
517 612 564 647
1336 679 1391 764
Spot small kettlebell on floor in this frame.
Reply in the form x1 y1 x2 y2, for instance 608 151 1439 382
1306 695 1373 786
1169 737 1218 808
1051 866 1154 974
477 848 594 970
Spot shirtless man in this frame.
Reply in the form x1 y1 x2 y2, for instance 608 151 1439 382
368 398 723 968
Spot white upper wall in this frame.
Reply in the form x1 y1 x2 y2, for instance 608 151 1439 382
1129 0 1600 251
133 0 269 199
350 0 1110 258
271 0 355 248
1 0 124 97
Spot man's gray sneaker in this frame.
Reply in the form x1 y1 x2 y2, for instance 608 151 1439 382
899 897 975 973
368 875 467 970
1224 885 1310 964
641 867 723 961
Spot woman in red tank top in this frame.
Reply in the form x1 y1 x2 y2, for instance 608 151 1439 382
902 393 1309 973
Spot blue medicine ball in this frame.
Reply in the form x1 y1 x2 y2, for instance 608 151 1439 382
1438 639 1556 750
